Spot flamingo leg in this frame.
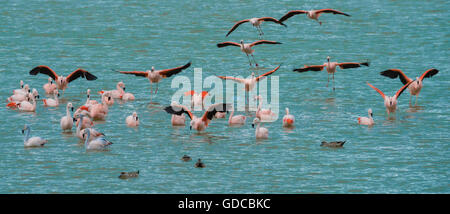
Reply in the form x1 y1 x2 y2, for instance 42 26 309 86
332 73 335 91
155 83 158 94
415 95 418 106
259 26 264 35
150 83 153 94
327 74 329 87
246 54 252 66
251 54 258 67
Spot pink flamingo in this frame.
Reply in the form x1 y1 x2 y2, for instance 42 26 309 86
184 90 208 110
282 108 295 128
126 112 139 127
42 89 59 107
228 106 246 126
225 17 286 37
60 102 74 132
43 77 57 94
358 109 374 126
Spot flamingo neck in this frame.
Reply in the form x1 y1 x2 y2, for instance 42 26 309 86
66 106 71 118
228 108 235 123
84 129 90 148
24 127 31 142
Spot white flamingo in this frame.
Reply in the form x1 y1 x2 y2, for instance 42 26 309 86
43 77 57 94
83 128 112 151
42 89 59 107
228 106 246 126
60 102 74 132
22 125 47 147
126 112 139 127
252 118 268 139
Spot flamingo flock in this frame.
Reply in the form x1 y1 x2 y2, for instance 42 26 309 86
5 4 441 153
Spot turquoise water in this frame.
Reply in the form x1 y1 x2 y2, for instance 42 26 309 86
0 0 449 193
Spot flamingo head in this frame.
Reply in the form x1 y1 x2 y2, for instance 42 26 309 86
68 102 73 111
151 66 155 72
132 112 138 121
20 80 24 88
118 81 125 90
327 56 330 62
87 89 91 98
368 108 373 117
240 40 244 45
252 117 260 128
24 84 30 93
22 124 29 134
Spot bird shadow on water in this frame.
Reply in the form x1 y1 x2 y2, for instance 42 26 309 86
189 132 228 144
406 105 424 113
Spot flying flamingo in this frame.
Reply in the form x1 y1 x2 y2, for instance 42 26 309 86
184 90 208 110
83 128 112 151
126 112 139 127
380 68 439 105
218 65 281 103
293 56 369 91
60 102 74 132
228 106 246 126
282 108 295 128
43 77 57 94
225 17 286 37
22 125 47 147
164 103 231 132
29 65 97 95
217 40 282 66
366 81 413 115
358 108 374 126
116 62 191 94
252 118 268 139
279 9 350 25
42 89 59 107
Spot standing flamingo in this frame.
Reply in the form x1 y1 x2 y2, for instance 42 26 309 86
293 56 369 91
83 128 112 151
42 89 59 107
366 81 413 115
380 68 439 105
282 108 295 128
252 118 268 139
126 112 139 127
60 102 74 132
116 62 191 94
279 9 350 25
226 17 286 37
217 40 282 66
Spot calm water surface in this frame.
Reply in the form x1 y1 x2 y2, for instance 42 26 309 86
0 0 448 193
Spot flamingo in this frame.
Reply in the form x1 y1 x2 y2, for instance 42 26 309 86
102 81 125 99
116 62 191 94
60 102 74 132
225 17 286 37
22 125 47 147
88 92 110 120
358 108 374 126
85 89 99 107
42 89 59 107
380 68 439 106
74 109 94 130
279 9 350 25
126 112 139 127
282 108 295 128
29 65 97 95
15 94 37 112
293 56 369 91
164 103 231 132
254 95 276 121
184 90 208 110
76 114 103 141
98 91 114 106
121 83 135 101
217 40 282 66
252 118 268 139
12 80 24 94
13 83 29 96
43 77 57 94
218 65 281 103
367 81 413 115
83 128 112 151
7 87 32 103
228 106 246 126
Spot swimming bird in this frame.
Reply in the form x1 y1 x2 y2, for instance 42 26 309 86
254 95 276 121
218 65 281 103
366 81 413 115
98 91 114 106
12 80 25 95
164 103 231 132
380 68 439 106
83 128 112 150
22 125 47 147
181 155 192 162
252 117 268 139
120 82 135 101
116 62 191 94
42 89 59 107
76 114 103 141
217 40 282 66
43 77 57 94
29 65 97 95
126 112 139 127
60 102 74 131
195 159 205 168
7 86 32 103
226 17 286 37
14 94 37 112
84 89 99 107
282 107 295 128
293 56 369 91
118 171 139 179
358 108 374 126
228 106 246 126
279 9 350 25
320 141 345 148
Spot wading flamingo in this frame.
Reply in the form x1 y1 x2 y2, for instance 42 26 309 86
76 114 103 141
366 81 413 115
279 9 350 25
116 62 191 94
293 56 369 91
29 65 97 95
226 17 286 37
228 106 246 126
358 108 374 126
217 40 282 66
60 102 74 132
380 68 439 106
42 89 59 107
252 118 268 139
22 125 47 147
282 108 295 128
126 112 139 127
43 77 57 94
164 103 231 132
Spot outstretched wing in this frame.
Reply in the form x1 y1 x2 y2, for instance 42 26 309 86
217 41 241 48
250 40 282 47
366 82 386 99
217 76 246 84
164 105 193 120
118 71 149 77
419 68 439 81
293 65 325 72
394 81 413 99
158 62 191 78
201 103 231 125
29 65 58 80
316 9 350 16
279 10 308 22
258 17 287 27
380 69 412 85
338 62 370 69
256 65 281 81
66 68 97 83
226 19 250 37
